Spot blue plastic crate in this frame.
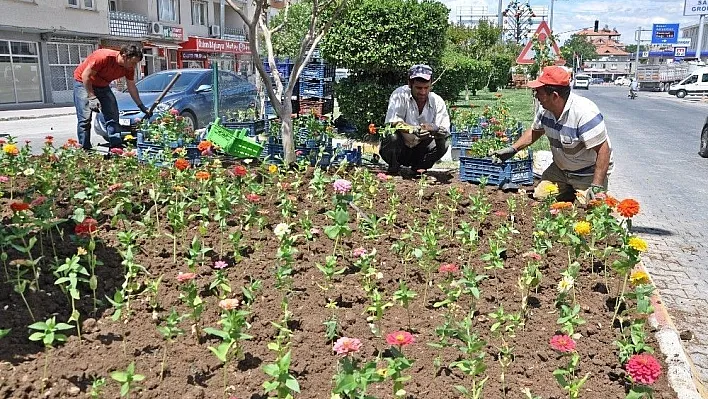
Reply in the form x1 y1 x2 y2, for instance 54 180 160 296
301 63 335 80
459 152 534 186
136 132 201 167
451 128 483 148
221 119 267 137
331 146 362 166
263 60 295 78
299 81 333 98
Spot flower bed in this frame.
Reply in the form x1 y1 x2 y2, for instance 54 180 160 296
0 137 676 399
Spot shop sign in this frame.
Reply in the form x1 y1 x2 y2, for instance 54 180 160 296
182 52 208 60
163 26 184 41
186 37 250 54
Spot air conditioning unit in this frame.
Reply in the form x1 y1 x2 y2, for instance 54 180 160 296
209 25 221 38
149 22 163 36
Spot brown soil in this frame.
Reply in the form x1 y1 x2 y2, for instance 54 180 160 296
0 158 676 399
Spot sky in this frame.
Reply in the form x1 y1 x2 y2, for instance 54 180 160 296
439 0 701 46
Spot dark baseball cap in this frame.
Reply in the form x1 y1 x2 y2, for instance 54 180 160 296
409 64 433 80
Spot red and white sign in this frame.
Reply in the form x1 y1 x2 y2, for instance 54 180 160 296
516 21 563 65
180 37 251 55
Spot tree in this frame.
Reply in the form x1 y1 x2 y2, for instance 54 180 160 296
560 34 597 69
225 0 347 164
270 2 314 59
320 0 449 140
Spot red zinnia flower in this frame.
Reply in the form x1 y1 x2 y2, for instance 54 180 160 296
626 354 661 385
10 202 30 212
368 123 377 135
197 140 213 152
617 198 640 218
233 165 248 177
109 147 124 155
245 193 260 203
174 158 190 171
549 334 576 353
74 218 98 236
176 272 197 282
386 331 415 347
169 108 179 116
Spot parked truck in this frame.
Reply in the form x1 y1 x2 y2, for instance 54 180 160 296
636 64 691 92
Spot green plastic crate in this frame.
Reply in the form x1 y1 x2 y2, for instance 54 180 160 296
207 119 264 158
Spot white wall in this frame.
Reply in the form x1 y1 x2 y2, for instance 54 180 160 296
0 0 109 36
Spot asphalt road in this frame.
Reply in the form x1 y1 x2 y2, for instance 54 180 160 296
0 114 107 152
580 85 708 385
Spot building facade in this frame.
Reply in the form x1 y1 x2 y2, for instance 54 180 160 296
0 0 254 109
576 26 633 81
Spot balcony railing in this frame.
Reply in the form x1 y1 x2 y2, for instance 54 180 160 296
223 26 247 41
109 11 148 38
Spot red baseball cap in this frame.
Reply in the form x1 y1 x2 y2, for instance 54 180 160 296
527 66 571 88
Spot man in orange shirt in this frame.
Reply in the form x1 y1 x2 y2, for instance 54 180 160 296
73 45 150 149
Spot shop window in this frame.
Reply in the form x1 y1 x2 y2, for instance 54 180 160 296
168 49 178 70
158 0 178 22
192 1 207 26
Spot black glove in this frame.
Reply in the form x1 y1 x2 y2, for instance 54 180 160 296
493 146 517 162
87 96 100 112
138 103 153 119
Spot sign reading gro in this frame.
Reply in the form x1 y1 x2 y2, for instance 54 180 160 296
684 0 708 16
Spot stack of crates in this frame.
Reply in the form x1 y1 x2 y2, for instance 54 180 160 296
299 50 334 117
263 58 299 116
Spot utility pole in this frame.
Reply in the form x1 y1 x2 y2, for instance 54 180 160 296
634 26 641 82
498 0 504 41
550 0 554 31
697 15 705 62
220 0 225 40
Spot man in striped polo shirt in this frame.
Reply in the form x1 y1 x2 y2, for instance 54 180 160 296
494 66 612 202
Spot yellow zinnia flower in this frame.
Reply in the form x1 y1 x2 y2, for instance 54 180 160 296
628 236 648 252
268 164 278 174
573 221 591 236
537 180 559 197
124 134 135 141
2 143 19 155
629 270 650 286
376 368 389 377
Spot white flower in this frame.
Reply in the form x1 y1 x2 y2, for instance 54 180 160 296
22 168 35 176
557 275 575 293
273 222 291 239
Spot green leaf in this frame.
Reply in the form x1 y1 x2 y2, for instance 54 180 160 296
0 328 10 339
285 376 300 392
111 371 128 383
262 363 280 377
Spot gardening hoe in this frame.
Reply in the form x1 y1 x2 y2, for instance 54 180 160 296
147 71 182 116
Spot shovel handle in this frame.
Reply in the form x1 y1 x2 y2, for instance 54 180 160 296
148 72 182 114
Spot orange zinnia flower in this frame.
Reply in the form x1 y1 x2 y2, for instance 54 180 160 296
550 201 573 210
368 123 377 135
617 198 640 218
174 158 190 171
604 195 619 208
197 140 213 152
195 171 211 180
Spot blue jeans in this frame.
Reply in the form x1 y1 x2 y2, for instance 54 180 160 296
73 81 121 149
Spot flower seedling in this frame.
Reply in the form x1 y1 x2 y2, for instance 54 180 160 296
110 362 145 398
156 308 184 380
53 253 89 340
331 337 383 399
28 316 73 393
384 331 415 398
550 335 590 399
392 280 417 331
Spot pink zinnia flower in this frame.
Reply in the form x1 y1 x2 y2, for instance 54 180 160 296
214 260 228 269
332 179 352 194
169 108 179 116
549 334 576 353
386 331 415 347
123 149 136 157
522 251 542 260
30 196 47 208
0 176 9 183
108 183 123 193
219 298 240 310
176 272 197 282
109 147 124 155
438 263 459 273
352 247 367 258
494 210 508 217
310 227 321 236
245 193 260 203
376 172 390 181
333 337 363 355
626 354 661 385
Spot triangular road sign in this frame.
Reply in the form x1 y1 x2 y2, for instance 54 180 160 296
516 21 562 65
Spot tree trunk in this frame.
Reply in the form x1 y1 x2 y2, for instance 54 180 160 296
280 88 295 164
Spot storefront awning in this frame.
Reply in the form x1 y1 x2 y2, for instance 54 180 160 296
180 36 251 55
144 41 182 50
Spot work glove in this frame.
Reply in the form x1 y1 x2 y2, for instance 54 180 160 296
577 184 606 204
492 146 517 162
87 96 100 112
138 103 153 119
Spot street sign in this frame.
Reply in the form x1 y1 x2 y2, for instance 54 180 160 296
675 47 687 57
641 51 649 57
651 24 679 44
516 21 562 65
684 0 708 16
672 38 692 47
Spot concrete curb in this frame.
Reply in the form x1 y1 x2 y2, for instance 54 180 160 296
0 112 75 122
640 262 708 398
